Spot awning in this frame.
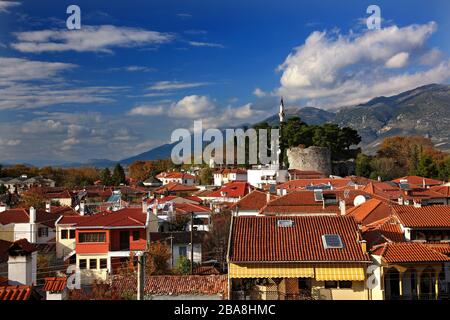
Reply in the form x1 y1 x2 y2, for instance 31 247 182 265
229 263 314 279
315 264 366 281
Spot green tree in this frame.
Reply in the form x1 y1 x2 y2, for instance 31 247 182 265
100 168 112 185
176 256 192 275
416 154 438 178
355 153 372 177
199 167 213 185
438 156 450 181
111 164 126 186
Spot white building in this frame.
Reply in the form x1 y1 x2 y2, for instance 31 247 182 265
213 168 247 186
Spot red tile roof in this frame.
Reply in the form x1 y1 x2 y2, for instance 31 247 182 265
111 275 227 297
174 203 211 214
372 242 450 263
424 243 450 255
0 208 58 228
288 169 325 179
214 168 247 175
362 217 406 249
231 190 278 211
229 215 371 263
392 176 444 186
346 198 392 225
156 172 196 180
277 178 352 191
43 277 67 292
392 205 450 228
260 190 371 215
8 239 37 255
208 181 253 199
153 182 199 194
429 186 450 197
76 208 147 229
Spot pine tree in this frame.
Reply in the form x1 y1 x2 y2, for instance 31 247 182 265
100 168 112 185
111 164 126 186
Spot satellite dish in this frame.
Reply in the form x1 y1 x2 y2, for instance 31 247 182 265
353 195 367 207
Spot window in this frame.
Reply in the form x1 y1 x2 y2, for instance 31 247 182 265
321 234 343 249
100 259 107 269
277 220 294 227
38 227 48 237
339 281 352 289
133 231 140 241
79 232 106 243
79 259 87 270
179 246 187 257
89 259 97 270
324 281 338 289
69 230 76 239
61 229 68 239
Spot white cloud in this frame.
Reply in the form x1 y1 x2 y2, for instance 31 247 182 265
0 138 21 146
128 105 165 116
253 88 267 97
0 1 20 13
0 57 76 85
109 65 156 72
188 41 225 48
148 81 209 91
385 52 409 68
276 22 450 108
12 25 174 53
169 95 215 118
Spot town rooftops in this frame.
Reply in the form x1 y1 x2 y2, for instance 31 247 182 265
231 190 278 211
75 207 147 229
372 242 450 263
156 172 196 180
361 217 406 249
260 190 371 215
392 176 444 187
392 205 450 228
346 198 391 225
0 208 58 228
207 181 253 199
153 182 199 194
229 215 371 263
277 178 353 191
111 275 227 298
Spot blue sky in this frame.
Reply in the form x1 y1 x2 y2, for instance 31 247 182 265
0 0 449 164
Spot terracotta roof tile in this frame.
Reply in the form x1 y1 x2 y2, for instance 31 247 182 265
277 178 352 191
392 205 450 228
208 181 253 198
76 207 147 228
392 176 443 186
111 275 227 297
346 198 392 225
372 242 450 263
231 190 277 211
229 215 371 263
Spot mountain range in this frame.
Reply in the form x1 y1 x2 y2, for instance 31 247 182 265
5 83 448 167
118 83 450 164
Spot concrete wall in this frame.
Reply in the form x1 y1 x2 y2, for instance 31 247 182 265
287 146 331 176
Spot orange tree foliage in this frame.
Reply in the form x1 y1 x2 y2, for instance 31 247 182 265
145 241 173 275
129 159 174 181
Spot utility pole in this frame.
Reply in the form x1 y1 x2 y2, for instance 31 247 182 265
190 211 194 275
137 253 145 300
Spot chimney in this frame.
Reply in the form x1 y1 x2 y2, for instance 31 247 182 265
413 199 422 208
422 178 426 189
339 199 346 216
360 240 367 253
29 207 37 243
29 207 36 224
266 192 271 204
8 240 37 286
398 197 404 205
45 202 51 213
79 201 86 216
377 176 381 182
142 198 148 213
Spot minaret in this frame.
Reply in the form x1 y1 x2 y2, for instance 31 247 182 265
276 98 285 168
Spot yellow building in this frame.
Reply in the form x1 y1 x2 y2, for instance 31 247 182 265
227 215 372 300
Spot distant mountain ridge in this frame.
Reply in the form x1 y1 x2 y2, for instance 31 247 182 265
120 83 450 163
6 84 447 167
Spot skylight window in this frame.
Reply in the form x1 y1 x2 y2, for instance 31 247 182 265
313 189 323 201
322 234 344 249
277 219 294 227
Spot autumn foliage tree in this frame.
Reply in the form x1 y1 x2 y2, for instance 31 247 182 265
145 242 172 275
203 211 232 272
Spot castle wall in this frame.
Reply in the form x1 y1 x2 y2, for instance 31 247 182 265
287 146 332 176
